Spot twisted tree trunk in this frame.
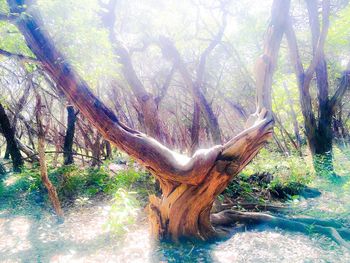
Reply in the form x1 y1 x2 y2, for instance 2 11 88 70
148 109 273 240
6 0 288 241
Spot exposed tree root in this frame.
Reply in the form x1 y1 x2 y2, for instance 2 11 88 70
211 210 350 249
213 201 290 214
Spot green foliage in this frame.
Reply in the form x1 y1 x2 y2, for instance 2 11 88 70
0 164 152 208
0 162 155 233
35 0 117 86
333 146 350 177
242 148 313 186
0 0 9 13
327 4 350 54
0 21 35 58
53 165 150 203
103 168 143 193
104 188 140 235
224 149 314 202
0 167 44 211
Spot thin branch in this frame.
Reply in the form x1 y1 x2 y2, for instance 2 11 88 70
1 151 104 166
197 11 227 83
285 19 305 82
0 48 39 63
329 68 350 112
0 13 17 22
155 64 176 106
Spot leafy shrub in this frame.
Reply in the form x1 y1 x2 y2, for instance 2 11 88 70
3 164 153 208
224 149 314 202
242 148 313 186
104 188 140 235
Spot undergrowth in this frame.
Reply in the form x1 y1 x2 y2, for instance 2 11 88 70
223 148 315 203
1 146 338 235
0 161 156 235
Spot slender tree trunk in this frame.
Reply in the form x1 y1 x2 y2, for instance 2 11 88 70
190 102 200 154
3 81 32 161
91 133 101 167
35 94 64 219
4 145 10 159
52 127 60 167
24 121 36 150
0 103 23 172
274 112 302 156
63 105 76 165
283 82 302 148
277 127 290 155
273 134 287 154
306 0 334 175
105 140 112 160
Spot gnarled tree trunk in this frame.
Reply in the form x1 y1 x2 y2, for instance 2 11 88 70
7 0 288 241
148 109 274 240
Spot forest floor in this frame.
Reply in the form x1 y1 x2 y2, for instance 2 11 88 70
0 196 152 262
1 153 350 262
0 175 349 262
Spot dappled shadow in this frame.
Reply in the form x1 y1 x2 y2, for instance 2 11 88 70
0 170 350 262
0 204 118 262
1 223 113 262
151 240 216 263
0 171 118 262
294 175 350 227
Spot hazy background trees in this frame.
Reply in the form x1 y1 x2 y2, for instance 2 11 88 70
1 0 350 180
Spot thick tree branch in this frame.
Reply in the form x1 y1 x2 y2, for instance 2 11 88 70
254 0 290 112
221 109 273 162
285 19 305 84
